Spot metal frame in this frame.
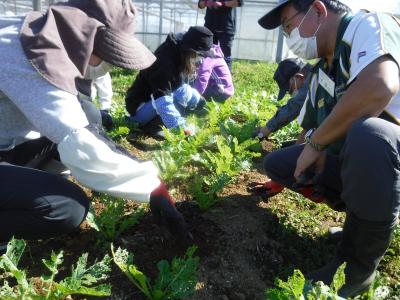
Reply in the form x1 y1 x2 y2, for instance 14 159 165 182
6 0 285 62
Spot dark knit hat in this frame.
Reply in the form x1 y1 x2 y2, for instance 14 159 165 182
181 26 213 57
274 58 305 100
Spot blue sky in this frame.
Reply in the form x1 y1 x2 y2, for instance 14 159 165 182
342 0 400 15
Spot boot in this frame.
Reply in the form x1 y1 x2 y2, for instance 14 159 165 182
309 212 397 298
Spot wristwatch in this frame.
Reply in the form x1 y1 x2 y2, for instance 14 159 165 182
304 129 326 152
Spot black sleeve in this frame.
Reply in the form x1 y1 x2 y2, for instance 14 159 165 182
145 60 176 99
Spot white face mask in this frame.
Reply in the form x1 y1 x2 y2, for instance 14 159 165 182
85 61 112 80
285 6 322 60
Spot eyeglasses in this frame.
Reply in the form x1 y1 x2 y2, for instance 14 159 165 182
281 9 306 37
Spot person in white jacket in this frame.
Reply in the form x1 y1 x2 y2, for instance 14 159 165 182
80 71 114 131
0 0 187 253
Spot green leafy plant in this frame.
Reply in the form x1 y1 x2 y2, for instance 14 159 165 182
107 101 139 141
270 120 301 147
86 195 146 241
0 238 111 299
203 136 259 177
191 173 231 210
112 245 199 300
153 127 201 183
220 117 259 143
203 136 237 177
265 265 346 300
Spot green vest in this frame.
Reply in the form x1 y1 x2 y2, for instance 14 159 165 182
302 14 353 155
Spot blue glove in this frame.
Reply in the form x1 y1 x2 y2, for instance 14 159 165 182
153 95 186 128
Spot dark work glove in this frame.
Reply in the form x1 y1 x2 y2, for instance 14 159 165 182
150 183 189 241
100 110 113 131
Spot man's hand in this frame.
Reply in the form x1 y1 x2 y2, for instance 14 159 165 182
252 126 271 139
294 144 326 181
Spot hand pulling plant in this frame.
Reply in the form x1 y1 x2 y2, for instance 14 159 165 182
0 238 111 299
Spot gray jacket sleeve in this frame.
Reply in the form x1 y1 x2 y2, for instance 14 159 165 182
266 74 310 132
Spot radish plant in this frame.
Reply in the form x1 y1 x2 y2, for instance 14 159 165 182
0 238 111 299
265 265 347 300
86 195 146 241
190 173 231 210
112 245 199 300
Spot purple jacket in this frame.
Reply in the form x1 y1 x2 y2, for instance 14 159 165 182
193 44 234 98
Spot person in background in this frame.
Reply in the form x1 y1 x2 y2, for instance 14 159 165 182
198 0 244 71
259 0 400 297
249 58 316 200
193 43 234 102
255 57 312 142
125 26 213 138
80 71 114 131
0 0 188 254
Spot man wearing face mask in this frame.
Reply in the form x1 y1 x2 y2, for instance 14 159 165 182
255 57 312 141
259 0 400 297
0 0 189 253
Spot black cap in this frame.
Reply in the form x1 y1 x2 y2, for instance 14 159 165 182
274 58 305 100
181 26 213 57
258 0 291 30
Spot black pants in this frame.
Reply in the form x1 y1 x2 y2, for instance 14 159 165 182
0 164 90 242
264 118 400 223
213 31 234 71
0 137 58 168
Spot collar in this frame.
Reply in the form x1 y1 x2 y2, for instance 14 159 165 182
333 13 353 61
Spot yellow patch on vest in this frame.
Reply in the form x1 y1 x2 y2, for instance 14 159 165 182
317 98 325 108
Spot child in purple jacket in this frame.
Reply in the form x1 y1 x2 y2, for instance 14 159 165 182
193 44 234 102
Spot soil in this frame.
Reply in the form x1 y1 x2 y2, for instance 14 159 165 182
18 139 339 300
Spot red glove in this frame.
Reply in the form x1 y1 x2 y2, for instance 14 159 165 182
150 182 188 241
247 179 284 198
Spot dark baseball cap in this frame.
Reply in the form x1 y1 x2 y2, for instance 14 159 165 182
258 0 292 30
274 58 305 100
